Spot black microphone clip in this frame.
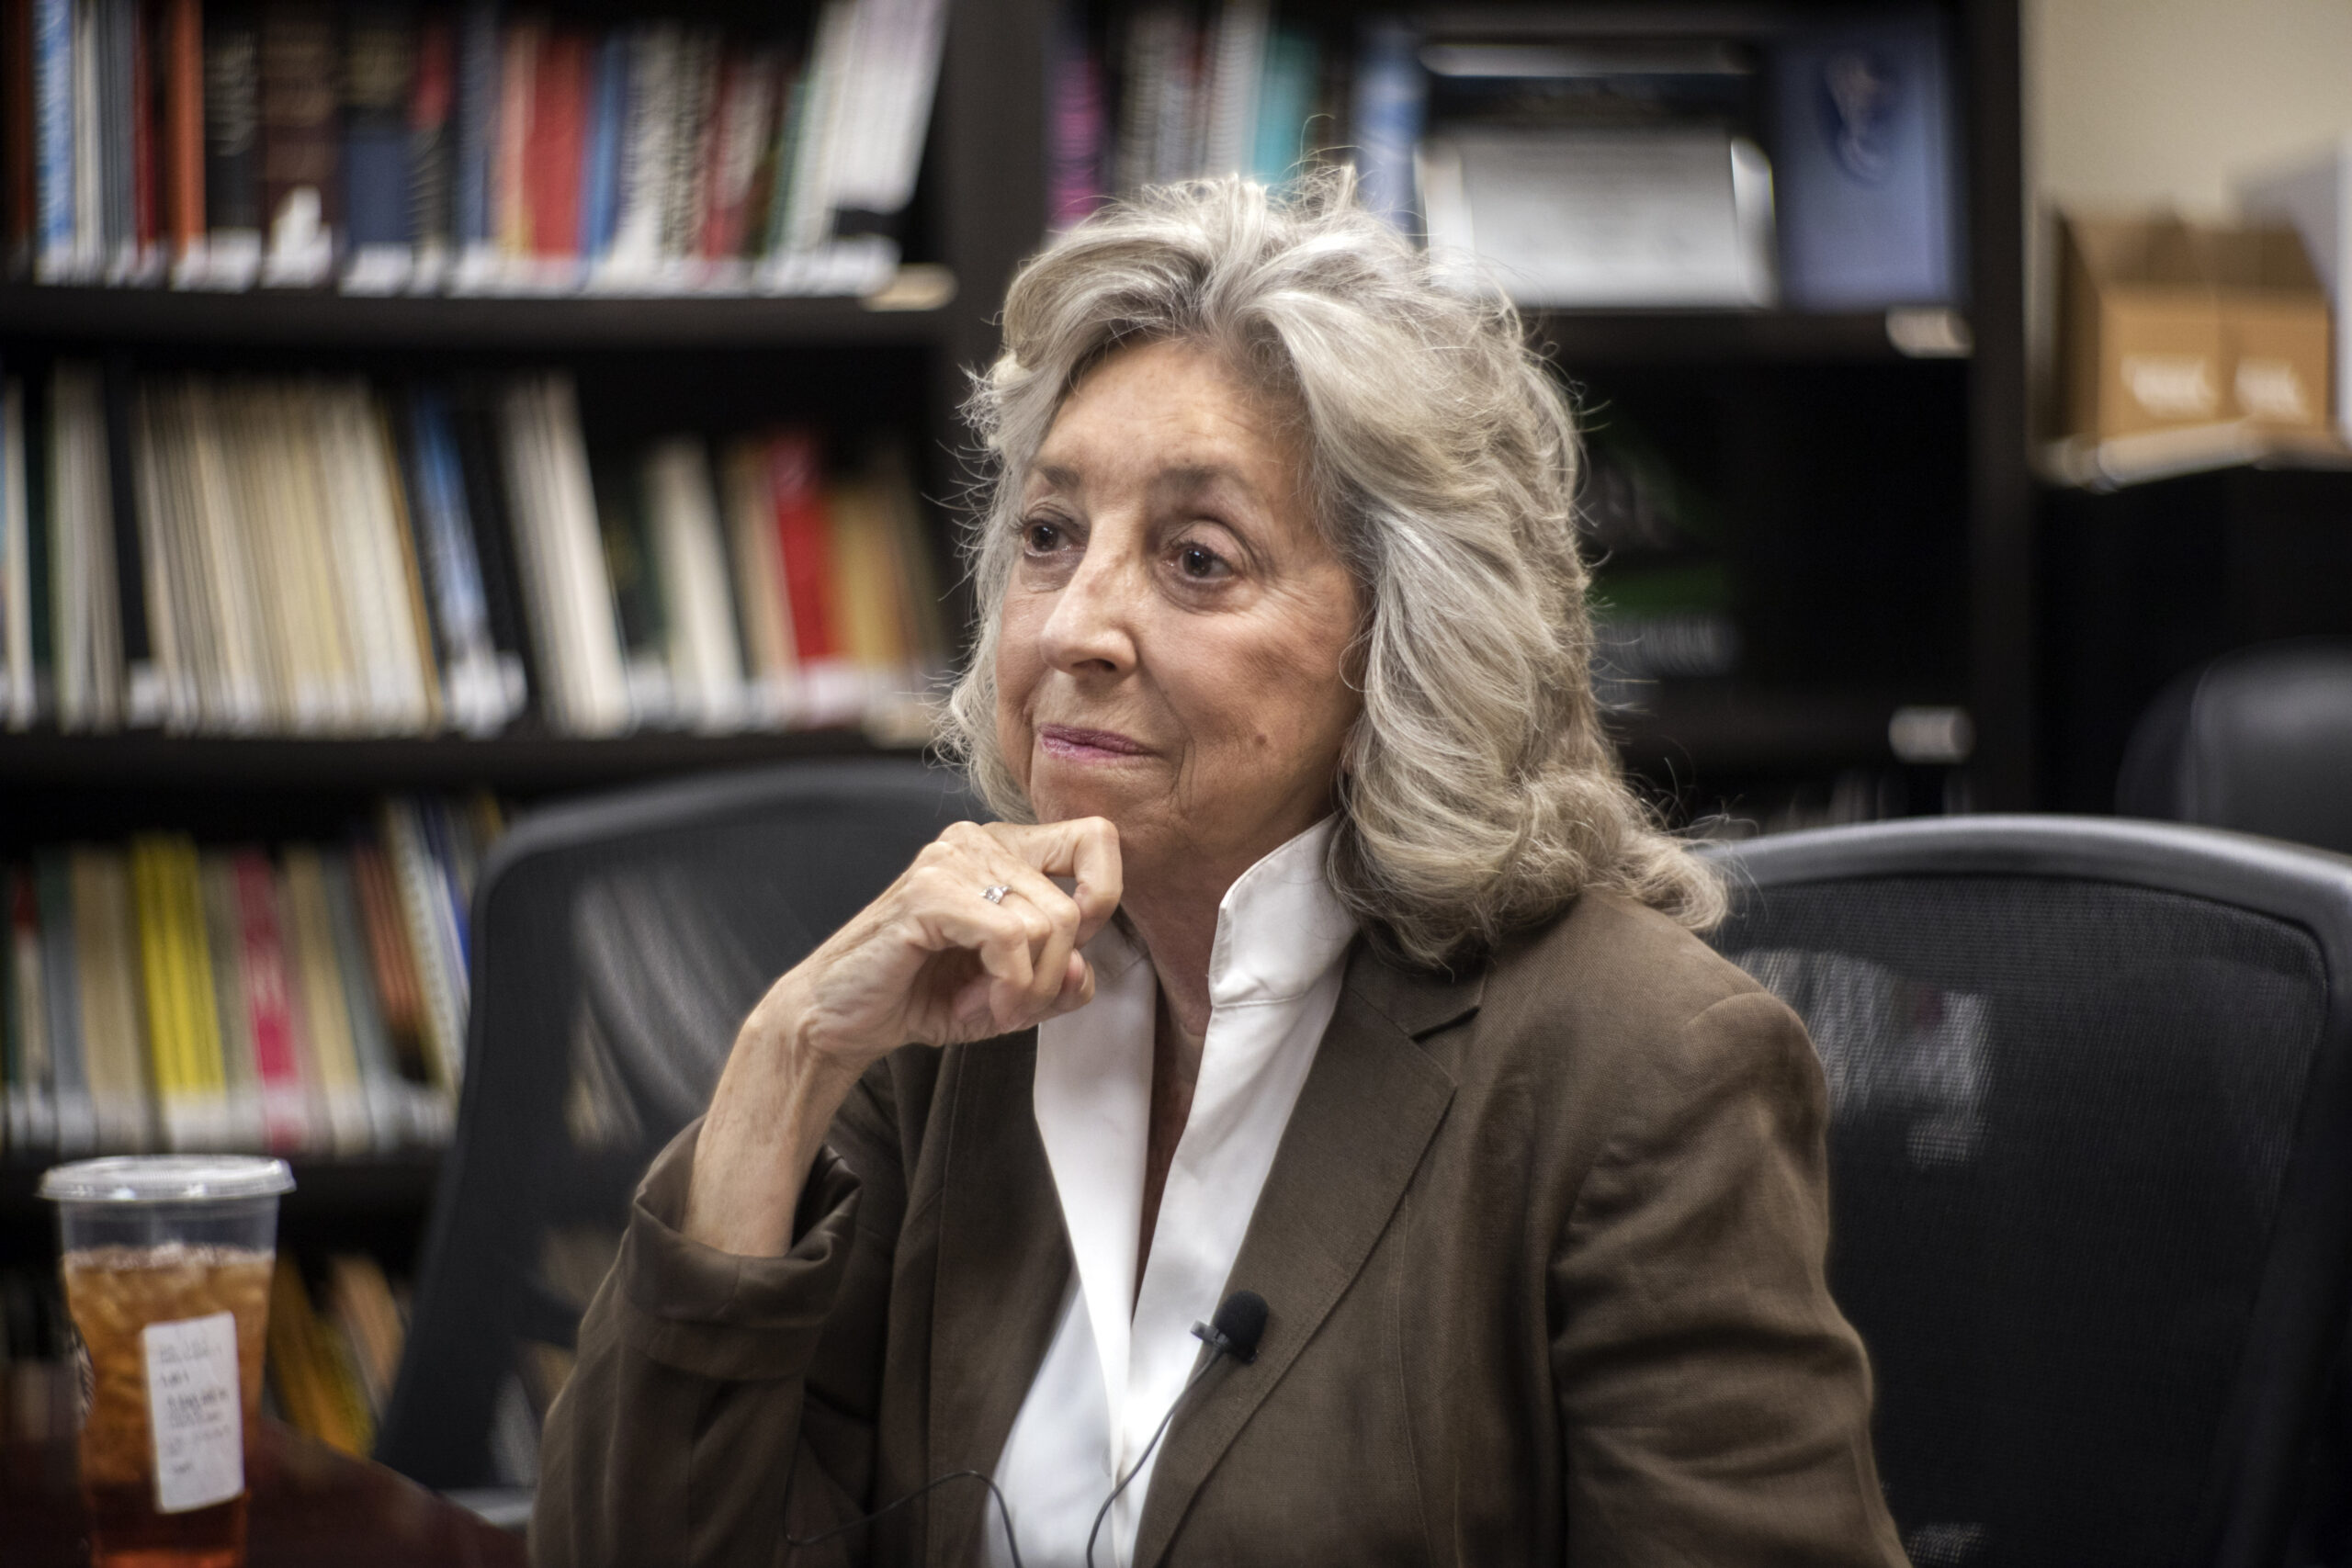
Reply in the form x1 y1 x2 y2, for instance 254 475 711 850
1189 1289 1268 1365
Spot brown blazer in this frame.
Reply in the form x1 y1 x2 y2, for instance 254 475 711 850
532 890 1909 1568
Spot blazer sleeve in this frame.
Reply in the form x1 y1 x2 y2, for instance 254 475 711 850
1548 988 1910 1568
532 1060 908 1568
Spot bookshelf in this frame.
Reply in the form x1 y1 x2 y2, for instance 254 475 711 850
0 0 2038 1467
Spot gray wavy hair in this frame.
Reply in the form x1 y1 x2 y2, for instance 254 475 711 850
939 171 1724 969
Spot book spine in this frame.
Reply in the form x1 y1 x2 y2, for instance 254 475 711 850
525 27 583 264
257 0 339 282
69 846 153 1152
601 21 673 278
348 839 429 1093
1350 19 1422 231
130 0 155 267
662 26 716 267
200 0 257 269
340 0 414 277
33 850 93 1151
230 848 311 1150
3 377 28 727
577 28 624 263
451 0 495 263
406 11 452 273
32 0 71 277
6 0 36 268
644 436 743 730
446 385 534 721
161 0 198 260
101 358 159 727
379 797 463 1092
318 850 406 1148
7 869 57 1153
197 852 266 1151
279 846 370 1153
492 16 535 259
98 0 132 276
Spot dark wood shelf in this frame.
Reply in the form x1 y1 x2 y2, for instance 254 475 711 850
0 283 954 352
1610 683 1927 774
0 1149 443 1225
1530 310 1936 367
0 727 918 792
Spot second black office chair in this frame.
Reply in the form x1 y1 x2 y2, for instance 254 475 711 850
376 759 981 1494
1706 817 2352 1568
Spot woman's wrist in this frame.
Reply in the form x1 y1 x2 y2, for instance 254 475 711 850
683 977 870 1257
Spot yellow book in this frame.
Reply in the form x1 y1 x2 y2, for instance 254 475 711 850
268 1258 370 1456
130 835 231 1150
279 850 373 1154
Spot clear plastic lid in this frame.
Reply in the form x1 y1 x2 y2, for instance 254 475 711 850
38 1155 297 1203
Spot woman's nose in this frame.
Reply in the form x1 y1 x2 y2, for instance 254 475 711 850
1037 544 1140 677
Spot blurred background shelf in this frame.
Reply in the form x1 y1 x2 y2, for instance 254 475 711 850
1610 684 1923 775
1531 309 1937 367
0 283 956 351
0 1151 443 1224
0 728 919 793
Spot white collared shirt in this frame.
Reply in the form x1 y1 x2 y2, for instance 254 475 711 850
986 818 1358 1568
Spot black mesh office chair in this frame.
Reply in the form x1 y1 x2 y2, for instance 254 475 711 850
376 759 981 1494
1704 816 2352 1568
2119 638 2352 854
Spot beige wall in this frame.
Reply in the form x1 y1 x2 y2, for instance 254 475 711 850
2023 0 2352 416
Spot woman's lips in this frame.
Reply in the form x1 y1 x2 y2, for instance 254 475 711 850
1037 725 1152 761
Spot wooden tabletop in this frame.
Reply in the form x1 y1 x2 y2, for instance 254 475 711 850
1 1416 527 1568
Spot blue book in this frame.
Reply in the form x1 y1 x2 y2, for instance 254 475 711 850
453 0 499 251
1771 8 1962 310
1250 27 1317 187
32 0 72 276
1351 20 1423 233
402 389 507 732
579 31 628 262
344 2 416 254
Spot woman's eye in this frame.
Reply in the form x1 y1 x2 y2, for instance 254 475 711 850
1175 542 1230 580
1023 519 1065 553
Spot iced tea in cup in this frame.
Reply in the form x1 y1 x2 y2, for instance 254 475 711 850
40 1156 293 1568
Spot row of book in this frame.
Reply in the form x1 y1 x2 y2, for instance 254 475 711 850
1 0 944 296
0 1251 412 1458
0 794 497 1157
0 363 948 737
1054 6 1961 312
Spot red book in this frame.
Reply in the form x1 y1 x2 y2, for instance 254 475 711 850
768 434 838 663
232 851 311 1153
493 18 539 254
163 0 202 254
525 28 586 258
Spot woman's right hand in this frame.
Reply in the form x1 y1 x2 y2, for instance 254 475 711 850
683 818 1123 1256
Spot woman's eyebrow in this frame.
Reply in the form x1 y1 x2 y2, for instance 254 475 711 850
1151 464 1256 509
1030 461 1084 495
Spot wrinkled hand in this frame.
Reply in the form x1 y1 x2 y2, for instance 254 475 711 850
750 817 1124 1076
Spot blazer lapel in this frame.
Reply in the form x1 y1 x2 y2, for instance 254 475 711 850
1129 947 1480 1568
925 1032 1071 1568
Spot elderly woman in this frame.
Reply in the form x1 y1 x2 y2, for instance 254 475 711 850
534 175 1906 1568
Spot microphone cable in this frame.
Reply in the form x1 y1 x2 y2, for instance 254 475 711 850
779 1289 1266 1568
783 1469 1024 1567
1083 1290 1267 1568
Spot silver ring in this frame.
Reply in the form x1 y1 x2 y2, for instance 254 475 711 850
980 884 1011 905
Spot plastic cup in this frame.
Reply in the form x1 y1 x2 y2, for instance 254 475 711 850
39 1156 295 1568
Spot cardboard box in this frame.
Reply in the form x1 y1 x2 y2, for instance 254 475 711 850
2059 214 2332 442
2238 138 2352 443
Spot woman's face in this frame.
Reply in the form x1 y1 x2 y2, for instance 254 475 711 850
995 337 1364 896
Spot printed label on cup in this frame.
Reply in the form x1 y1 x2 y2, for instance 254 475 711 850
142 1312 243 1513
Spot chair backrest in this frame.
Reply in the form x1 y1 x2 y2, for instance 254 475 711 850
376 759 980 1490
2119 637 2352 854
1703 817 2352 1568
